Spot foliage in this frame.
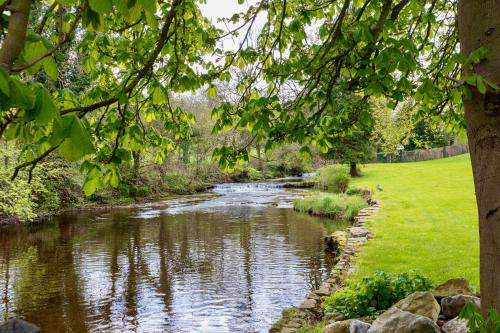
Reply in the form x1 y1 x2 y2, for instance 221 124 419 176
164 172 209 195
317 165 351 193
460 302 500 333
293 193 367 221
322 271 433 318
351 154 479 287
321 93 375 166
0 142 83 221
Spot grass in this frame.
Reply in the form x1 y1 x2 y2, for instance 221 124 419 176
294 193 368 221
350 154 479 288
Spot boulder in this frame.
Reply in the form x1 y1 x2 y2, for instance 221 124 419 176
349 227 370 238
366 308 440 333
441 295 480 318
441 318 469 333
431 278 473 299
323 320 353 333
349 319 371 333
325 231 348 253
0 319 40 333
299 298 317 310
393 291 441 321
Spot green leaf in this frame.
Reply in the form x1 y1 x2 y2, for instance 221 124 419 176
9 79 36 109
476 76 486 94
207 86 218 98
89 0 113 14
0 67 10 96
43 57 58 80
139 0 156 14
56 114 94 161
82 166 103 196
28 86 59 124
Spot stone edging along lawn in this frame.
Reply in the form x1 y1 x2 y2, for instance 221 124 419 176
270 201 381 333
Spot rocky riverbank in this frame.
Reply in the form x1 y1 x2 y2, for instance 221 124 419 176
322 277 478 333
271 202 381 332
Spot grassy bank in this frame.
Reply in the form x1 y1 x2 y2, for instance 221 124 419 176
294 193 367 221
351 154 479 288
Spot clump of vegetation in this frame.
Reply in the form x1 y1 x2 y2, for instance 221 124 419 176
316 165 351 193
293 193 367 221
270 308 300 332
460 302 500 333
322 271 433 319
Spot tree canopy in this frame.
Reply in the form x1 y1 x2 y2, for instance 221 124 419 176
0 0 476 195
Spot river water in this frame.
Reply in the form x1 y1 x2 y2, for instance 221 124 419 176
0 180 345 333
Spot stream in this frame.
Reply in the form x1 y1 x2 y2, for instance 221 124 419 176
0 178 346 333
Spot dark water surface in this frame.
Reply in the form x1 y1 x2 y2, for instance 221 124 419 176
0 181 344 332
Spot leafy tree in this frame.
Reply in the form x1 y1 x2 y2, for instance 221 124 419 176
321 92 374 176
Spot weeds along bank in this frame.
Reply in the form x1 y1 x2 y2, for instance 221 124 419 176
0 140 317 224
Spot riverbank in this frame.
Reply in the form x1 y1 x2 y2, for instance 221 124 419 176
280 154 477 332
0 174 316 226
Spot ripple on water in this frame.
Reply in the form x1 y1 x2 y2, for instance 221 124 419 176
0 180 336 333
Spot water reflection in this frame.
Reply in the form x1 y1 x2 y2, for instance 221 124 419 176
0 186 345 332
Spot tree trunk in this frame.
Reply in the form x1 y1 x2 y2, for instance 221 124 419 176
132 151 141 185
349 162 359 177
0 0 31 71
256 143 263 171
458 0 500 314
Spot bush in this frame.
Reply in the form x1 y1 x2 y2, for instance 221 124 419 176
460 302 500 333
317 165 350 193
322 271 433 318
293 193 367 220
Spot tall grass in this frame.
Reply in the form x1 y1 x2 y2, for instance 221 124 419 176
293 193 367 221
316 164 350 193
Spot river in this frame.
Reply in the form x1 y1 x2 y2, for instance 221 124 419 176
0 179 346 332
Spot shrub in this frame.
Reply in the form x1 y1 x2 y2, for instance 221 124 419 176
322 271 433 318
460 302 500 333
293 193 367 220
317 165 350 193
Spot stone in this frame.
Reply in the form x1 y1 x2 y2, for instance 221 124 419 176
441 318 469 333
441 295 480 318
322 320 353 333
325 231 348 253
299 298 317 310
349 227 370 238
315 287 331 296
349 319 371 333
366 308 440 333
431 278 473 299
0 319 40 333
393 291 441 321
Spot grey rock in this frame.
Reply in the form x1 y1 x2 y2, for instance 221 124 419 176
349 227 370 238
299 298 317 310
349 319 371 333
367 308 440 333
0 319 40 333
441 295 480 318
393 291 441 321
441 318 469 333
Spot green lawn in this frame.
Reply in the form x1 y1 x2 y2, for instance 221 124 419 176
351 154 479 289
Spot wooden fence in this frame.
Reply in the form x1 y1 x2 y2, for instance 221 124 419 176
374 143 469 163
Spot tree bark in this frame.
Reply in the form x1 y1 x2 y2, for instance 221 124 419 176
350 162 359 177
0 0 31 71
458 0 500 314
